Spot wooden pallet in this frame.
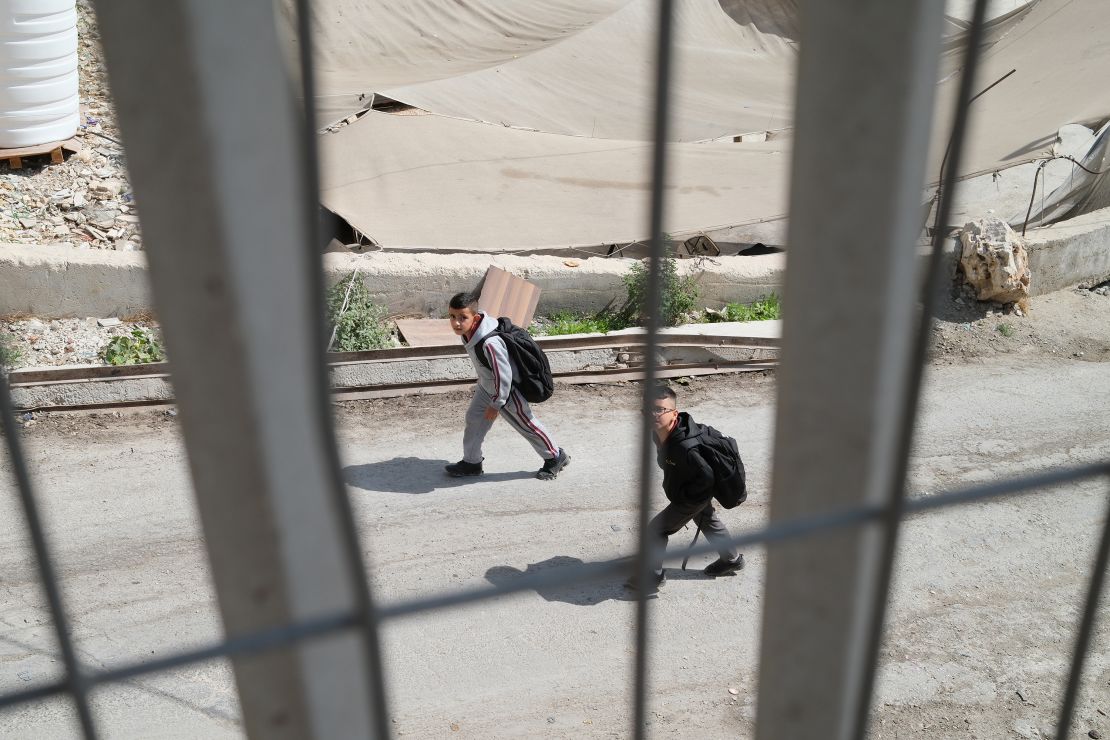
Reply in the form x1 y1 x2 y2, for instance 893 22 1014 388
0 138 82 169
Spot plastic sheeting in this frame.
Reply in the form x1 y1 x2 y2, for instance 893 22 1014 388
376 0 797 142
312 0 1110 252
319 110 790 252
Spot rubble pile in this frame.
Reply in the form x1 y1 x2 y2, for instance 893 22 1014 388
0 1 140 252
3 317 160 369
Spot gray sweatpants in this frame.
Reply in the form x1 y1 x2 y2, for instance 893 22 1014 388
650 499 738 574
463 385 560 464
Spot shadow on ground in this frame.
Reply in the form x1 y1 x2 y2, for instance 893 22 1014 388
344 457 536 494
484 555 716 606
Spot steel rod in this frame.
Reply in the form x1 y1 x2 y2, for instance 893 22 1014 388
632 1 675 737
292 0 393 735
0 373 99 737
851 1 990 736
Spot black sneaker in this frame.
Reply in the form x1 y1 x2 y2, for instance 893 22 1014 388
624 569 666 592
536 449 570 480
444 459 483 477
704 555 745 577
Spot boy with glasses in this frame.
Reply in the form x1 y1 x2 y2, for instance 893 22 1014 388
628 385 743 590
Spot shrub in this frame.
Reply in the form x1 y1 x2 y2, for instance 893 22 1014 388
621 252 700 327
326 272 392 351
996 322 1015 338
531 310 629 336
102 328 165 365
0 333 21 368
711 293 782 322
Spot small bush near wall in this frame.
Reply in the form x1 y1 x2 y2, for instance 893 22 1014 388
326 272 393 351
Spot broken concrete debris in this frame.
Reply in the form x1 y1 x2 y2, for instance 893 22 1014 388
958 218 1031 304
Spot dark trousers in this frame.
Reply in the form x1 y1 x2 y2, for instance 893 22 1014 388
650 499 738 573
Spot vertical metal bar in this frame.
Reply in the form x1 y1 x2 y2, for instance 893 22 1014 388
632 0 675 737
292 0 392 735
850 1 990 737
755 1 945 737
1054 480 1110 740
91 1 380 736
0 374 98 738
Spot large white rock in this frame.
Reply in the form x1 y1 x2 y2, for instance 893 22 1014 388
959 218 1031 303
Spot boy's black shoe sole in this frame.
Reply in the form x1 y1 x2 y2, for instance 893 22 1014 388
536 449 570 480
445 460 484 477
704 554 745 577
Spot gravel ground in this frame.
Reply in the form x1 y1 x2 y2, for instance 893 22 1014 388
0 1 139 253
2 316 161 369
1 357 1107 739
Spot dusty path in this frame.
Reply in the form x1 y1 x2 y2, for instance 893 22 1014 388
1 356 1108 739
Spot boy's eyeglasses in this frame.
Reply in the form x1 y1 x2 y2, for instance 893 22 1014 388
645 406 675 416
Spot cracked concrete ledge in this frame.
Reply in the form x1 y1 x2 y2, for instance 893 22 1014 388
1022 209 1110 295
2 205 1107 318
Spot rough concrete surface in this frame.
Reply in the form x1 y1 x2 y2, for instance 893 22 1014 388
4 204 1109 320
1025 209 1110 296
1 354 1108 738
323 251 786 317
0 243 150 319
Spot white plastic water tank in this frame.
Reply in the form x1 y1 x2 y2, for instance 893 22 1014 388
0 0 78 149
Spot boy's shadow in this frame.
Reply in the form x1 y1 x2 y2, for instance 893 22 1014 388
344 457 535 494
484 555 711 606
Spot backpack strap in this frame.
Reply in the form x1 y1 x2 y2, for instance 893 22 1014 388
473 334 493 370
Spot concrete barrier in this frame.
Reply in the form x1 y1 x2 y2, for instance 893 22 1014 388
0 242 150 318
1023 209 1110 295
2 206 1107 318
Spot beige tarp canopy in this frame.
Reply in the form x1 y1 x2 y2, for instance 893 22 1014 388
307 0 1110 253
319 110 791 253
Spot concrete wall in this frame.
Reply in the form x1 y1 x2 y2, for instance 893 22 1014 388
0 242 151 318
324 250 784 316
2 206 1107 318
1023 208 1110 295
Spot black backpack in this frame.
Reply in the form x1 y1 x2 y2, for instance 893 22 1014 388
474 317 555 404
678 422 747 508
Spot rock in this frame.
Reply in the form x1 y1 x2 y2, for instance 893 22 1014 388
610 524 622 532
1089 731 1101 739
90 178 122 197
88 209 118 230
17 217 36 229
728 688 739 695
72 191 87 208
1096 286 1110 296
959 218 1031 304
97 317 122 328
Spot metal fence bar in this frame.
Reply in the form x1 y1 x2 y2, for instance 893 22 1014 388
852 1 990 736
90 1 381 735
755 1 946 736
631 0 676 737
292 0 392 735
5 460 1104 717
1054 477 1110 740
0 370 98 737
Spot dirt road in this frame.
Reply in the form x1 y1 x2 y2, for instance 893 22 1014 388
1 355 1108 739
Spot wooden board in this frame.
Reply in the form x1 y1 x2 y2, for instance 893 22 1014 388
395 318 460 347
0 138 82 169
478 266 541 327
